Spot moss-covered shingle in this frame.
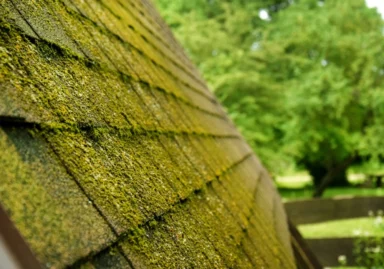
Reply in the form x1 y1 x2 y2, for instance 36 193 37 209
0 0 295 268
0 127 115 268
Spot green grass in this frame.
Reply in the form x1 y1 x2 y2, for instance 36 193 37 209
275 171 384 201
328 266 367 269
279 187 384 201
276 172 312 189
299 217 384 238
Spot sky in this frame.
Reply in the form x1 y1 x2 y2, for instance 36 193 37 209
366 0 384 18
259 1 384 21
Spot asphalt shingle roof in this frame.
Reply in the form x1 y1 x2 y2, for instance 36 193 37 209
0 0 295 268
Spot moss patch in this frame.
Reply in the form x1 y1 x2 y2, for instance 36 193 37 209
0 127 115 268
0 0 295 267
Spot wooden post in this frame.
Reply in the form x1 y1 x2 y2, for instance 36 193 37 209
288 220 323 269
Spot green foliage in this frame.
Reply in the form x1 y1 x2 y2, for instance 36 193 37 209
155 0 384 176
353 211 384 268
154 0 293 173
259 0 384 172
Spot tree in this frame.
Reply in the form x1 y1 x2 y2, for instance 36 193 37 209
156 0 384 196
154 0 295 173
256 0 384 196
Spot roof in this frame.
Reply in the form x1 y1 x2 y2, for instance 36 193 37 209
0 0 295 268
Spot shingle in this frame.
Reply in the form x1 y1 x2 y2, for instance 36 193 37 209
45 131 184 234
186 188 248 267
158 135 205 191
73 247 133 269
10 0 84 56
273 194 294 256
119 206 218 269
246 210 295 268
119 192 232 269
0 127 115 268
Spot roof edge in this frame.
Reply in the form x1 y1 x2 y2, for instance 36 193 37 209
0 205 41 269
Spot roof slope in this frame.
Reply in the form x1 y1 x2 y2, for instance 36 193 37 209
0 0 295 268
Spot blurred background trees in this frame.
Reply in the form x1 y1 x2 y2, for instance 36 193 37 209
154 0 384 197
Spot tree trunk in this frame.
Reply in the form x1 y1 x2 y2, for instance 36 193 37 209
327 167 349 187
306 163 349 189
306 163 327 188
312 156 355 198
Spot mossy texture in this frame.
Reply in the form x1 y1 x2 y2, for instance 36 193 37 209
0 128 115 268
74 247 133 269
0 0 295 268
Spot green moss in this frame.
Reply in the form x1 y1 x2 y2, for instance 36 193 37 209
0 21 234 138
138 137 190 199
10 0 84 56
189 188 251 267
75 0 221 103
119 199 223 268
0 1 38 38
1 0 228 119
148 220 158 228
175 135 213 182
89 247 132 269
211 176 252 231
45 130 195 233
0 0 296 267
122 221 194 268
0 128 115 268
117 185 292 268
158 135 204 190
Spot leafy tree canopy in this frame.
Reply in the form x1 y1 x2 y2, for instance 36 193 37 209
257 0 384 190
155 0 384 192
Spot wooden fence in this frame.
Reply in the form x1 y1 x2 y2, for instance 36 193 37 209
285 196 384 266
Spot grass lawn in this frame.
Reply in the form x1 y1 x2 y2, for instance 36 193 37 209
279 187 384 201
325 267 369 269
275 172 384 201
299 217 384 238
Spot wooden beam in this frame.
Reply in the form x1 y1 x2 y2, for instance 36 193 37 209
0 205 41 269
288 220 323 269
